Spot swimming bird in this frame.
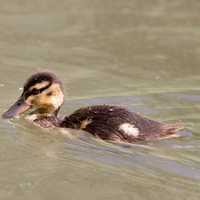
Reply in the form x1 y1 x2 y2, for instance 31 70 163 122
2 72 183 143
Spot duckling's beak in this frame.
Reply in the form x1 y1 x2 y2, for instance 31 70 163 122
2 98 31 119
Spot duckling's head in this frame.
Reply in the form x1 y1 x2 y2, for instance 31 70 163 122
2 72 64 119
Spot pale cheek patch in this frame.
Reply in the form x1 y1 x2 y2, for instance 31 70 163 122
45 83 64 109
50 94 64 109
119 123 139 137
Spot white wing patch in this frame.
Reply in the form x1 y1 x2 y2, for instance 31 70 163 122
119 123 139 137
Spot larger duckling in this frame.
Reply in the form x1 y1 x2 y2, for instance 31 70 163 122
2 72 183 143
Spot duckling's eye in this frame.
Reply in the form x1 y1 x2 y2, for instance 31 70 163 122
31 88 40 95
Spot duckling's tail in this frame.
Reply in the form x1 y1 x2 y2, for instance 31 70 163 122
162 122 184 133
159 122 185 139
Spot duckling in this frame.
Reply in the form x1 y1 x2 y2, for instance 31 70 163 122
2 72 183 143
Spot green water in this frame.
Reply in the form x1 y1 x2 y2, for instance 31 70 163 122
0 0 200 199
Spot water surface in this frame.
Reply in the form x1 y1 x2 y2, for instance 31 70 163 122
0 0 200 200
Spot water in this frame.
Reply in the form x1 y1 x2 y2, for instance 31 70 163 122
0 0 200 199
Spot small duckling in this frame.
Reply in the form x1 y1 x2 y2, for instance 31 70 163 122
2 72 183 143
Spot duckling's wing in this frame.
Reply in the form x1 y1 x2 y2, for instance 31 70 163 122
62 105 133 141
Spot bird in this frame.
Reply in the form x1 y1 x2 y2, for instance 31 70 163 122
2 72 183 143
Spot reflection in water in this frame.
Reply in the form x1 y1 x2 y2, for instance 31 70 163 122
0 0 200 200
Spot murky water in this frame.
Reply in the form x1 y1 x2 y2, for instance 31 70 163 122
0 0 200 199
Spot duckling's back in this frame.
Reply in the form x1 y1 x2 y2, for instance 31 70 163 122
61 105 183 143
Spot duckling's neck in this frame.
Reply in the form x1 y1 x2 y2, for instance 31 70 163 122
26 108 61 128
34 115 61 128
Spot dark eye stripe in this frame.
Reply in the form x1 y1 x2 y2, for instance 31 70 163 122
31 88 40 95
23 82 52 99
